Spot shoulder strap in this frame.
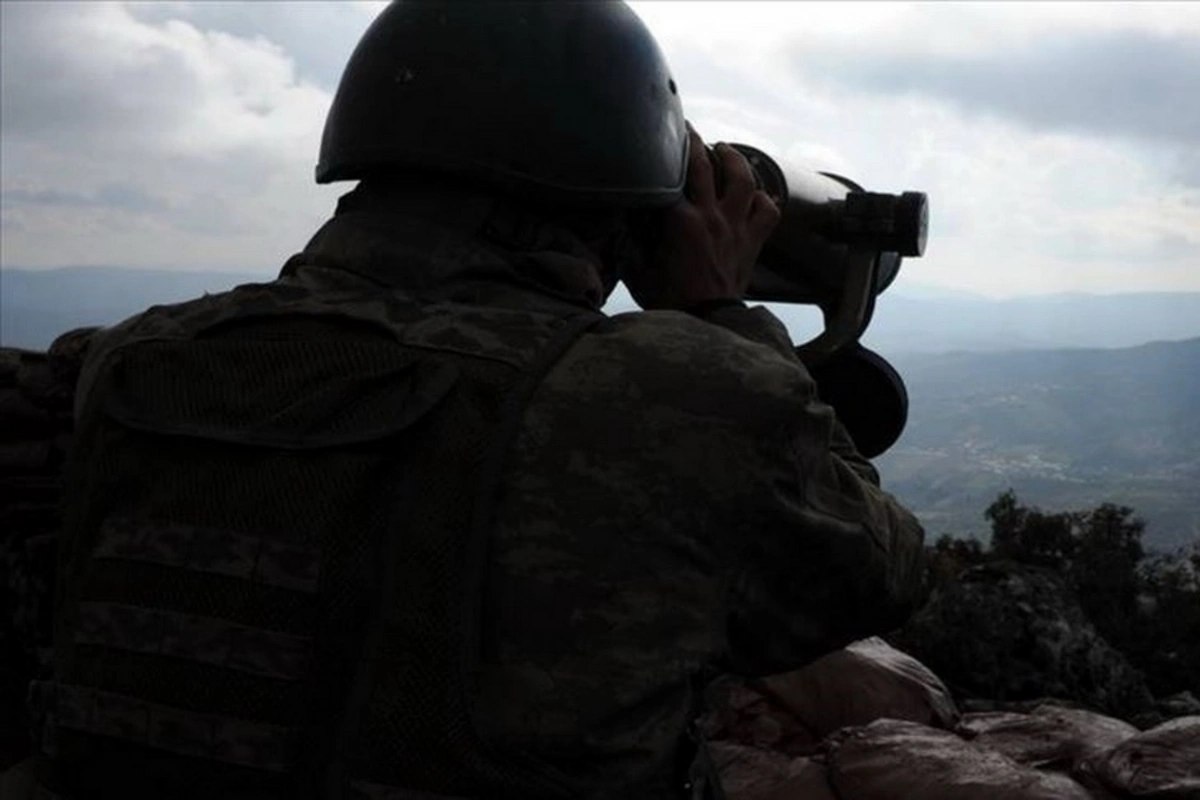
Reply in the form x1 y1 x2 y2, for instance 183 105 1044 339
330 311 604 798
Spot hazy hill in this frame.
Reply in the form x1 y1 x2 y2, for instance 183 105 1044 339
861 291 1200 353
1 267 270 349
876 338 1200 550
4 266 1200 352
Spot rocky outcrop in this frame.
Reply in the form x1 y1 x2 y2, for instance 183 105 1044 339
1156 691 1200 720
0 329 96 770
890 561 1157 722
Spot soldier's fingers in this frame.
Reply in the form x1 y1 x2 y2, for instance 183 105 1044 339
684 126 716 208
747 190 782 238
716 143 755 220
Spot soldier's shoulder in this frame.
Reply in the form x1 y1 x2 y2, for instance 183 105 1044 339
592 309 804 383
87 272 357 347
544 309 813 427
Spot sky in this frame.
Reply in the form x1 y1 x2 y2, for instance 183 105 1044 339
1 1 1198 298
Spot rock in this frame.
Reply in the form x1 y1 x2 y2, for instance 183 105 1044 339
891 561 1156 721
0 349 24 387
1 342 82 770
1086 716 1200 798
1156 691 1200 720
0 391 54 436
753 637 959 740
827 719 1095 800
46 326 99 389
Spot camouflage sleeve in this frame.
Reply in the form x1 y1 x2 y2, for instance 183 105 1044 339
688 303 797 364
683 306 926 675
691 302 880 486
725 378 927 676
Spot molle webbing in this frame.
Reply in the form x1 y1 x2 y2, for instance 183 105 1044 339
42 309 600 799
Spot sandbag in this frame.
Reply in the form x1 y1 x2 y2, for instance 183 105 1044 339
958 704 1138 770
1087 715 1200 798
710 742 837 800
827 719 1094 800
754 637 959 740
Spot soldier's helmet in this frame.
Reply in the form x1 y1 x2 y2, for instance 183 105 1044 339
316 0 688 209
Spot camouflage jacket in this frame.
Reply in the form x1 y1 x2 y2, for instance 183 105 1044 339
48 187 925 797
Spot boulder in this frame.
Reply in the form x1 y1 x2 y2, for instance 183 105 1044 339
1155 691 1200 720
891 561 1156 720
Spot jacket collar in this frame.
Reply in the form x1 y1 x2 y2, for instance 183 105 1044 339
291 182 609 313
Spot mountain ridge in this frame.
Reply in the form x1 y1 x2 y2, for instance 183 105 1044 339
877 337 1200 550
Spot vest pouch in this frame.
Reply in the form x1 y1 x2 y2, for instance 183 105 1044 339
47 335 459 799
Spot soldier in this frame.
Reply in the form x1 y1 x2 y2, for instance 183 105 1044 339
30 2 924 798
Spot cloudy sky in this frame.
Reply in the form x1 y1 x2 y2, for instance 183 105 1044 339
1 1 1198 298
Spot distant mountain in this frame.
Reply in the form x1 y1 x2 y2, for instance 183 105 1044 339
862 291 1200 353
876 338 1200 550
5 267 1200 353
758 289 1200 353
1 267 272 350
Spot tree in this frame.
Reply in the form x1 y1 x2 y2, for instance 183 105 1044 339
975 490 1198 698
1071 503 1145 642
1133 544 1200 696
928 533 986 589
985 489 1078 570
984 490 1026 559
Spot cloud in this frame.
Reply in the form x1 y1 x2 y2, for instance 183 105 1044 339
0 2 334 160
0 1 362 272
788 30 1200 145
0 184 168 214
124 1 376 90
627 1 1200 296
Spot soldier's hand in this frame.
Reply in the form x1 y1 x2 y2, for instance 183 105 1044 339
622 124 781 311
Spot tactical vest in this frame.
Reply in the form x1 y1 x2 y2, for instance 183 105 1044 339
31 274 602 799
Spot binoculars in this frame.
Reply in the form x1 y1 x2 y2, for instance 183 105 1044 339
719 144 929 458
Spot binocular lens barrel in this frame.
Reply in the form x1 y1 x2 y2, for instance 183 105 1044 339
718 143 928 306
730 144 928 258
